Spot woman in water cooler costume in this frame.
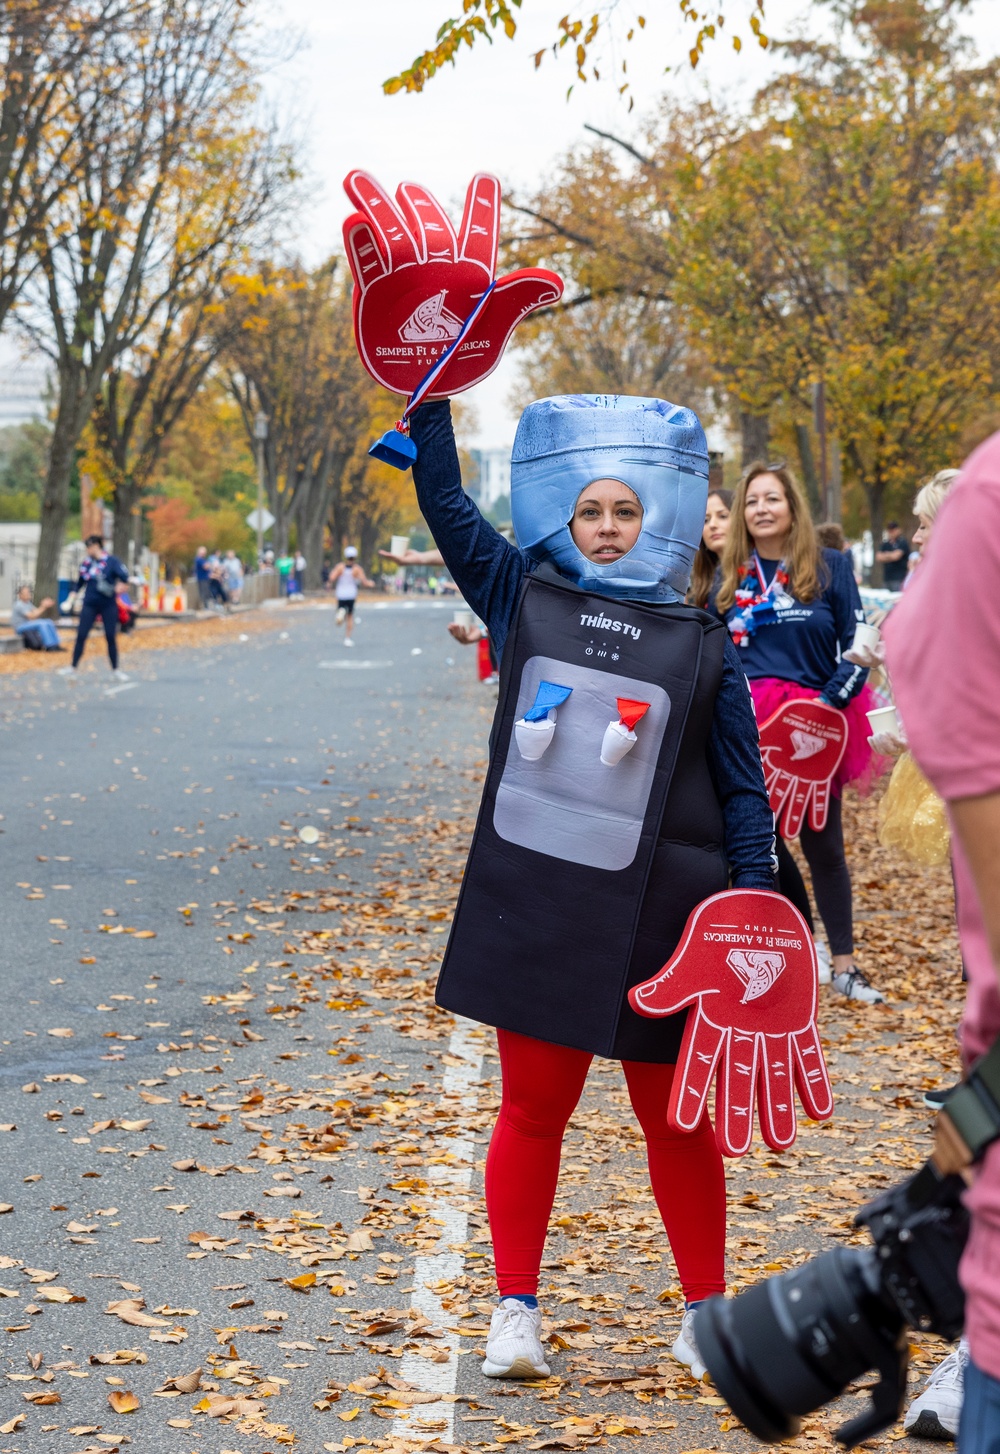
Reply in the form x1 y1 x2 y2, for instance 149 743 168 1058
408 393 777 1382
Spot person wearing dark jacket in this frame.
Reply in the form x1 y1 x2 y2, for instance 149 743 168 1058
64 535 130 677
408 394 776 1389
715 462 888 1005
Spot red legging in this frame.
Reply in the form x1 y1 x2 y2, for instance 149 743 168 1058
485 1029 726 1302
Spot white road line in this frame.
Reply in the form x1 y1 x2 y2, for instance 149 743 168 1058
393 1017 486 1441
317 660 394 670
104 681 138 696
372 599 466 611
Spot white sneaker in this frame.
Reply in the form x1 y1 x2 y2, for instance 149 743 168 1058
672 1306 708 1381
904 1338 967 1439
831 966 886 1004
815 939 832 985
344 637 354 647
112 670 129 682
482 1298 550 1379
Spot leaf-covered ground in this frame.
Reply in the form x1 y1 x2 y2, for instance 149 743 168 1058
0 610 966 1453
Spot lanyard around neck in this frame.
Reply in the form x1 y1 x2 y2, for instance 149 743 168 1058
752 551 786 597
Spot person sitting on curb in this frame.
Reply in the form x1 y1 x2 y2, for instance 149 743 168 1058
10 584 63 650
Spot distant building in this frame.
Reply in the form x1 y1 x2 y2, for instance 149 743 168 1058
0 359 47 427
468 447 511 512
0 523 87 612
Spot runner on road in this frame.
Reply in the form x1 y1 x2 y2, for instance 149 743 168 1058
328 547 374 647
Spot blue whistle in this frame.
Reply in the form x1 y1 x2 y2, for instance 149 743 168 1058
368 428 418 471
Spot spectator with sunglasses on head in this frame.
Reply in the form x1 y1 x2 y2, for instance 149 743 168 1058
715 461 889 1005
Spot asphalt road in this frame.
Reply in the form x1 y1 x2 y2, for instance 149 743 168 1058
0 599 498 1453
0 599 947 1454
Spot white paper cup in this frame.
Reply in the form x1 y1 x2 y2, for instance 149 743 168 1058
453 608 475 630
851 622 881 654
866 704 900 736
600 720 638 766
390 535 410 557
515 715 556 760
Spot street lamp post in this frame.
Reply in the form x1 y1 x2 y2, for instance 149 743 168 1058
254 411 268 567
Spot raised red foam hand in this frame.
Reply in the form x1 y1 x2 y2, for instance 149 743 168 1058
757 698 848 838
343 171 563 400
629 890 833 1156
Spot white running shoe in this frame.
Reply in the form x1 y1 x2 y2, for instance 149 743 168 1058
904 1338 968 1440
344 637 354 647
482 1298 550 1379
56 664 76 677
672 1307 708 1381
815 939 832 985
831 966 886 1004
112 670 130 682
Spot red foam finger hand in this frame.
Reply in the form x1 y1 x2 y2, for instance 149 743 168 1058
344 214 389 296
457 173 501 273
342 169 563 400
809 779 832 835
791 1023 834 1121
717 1028 759 1156
667 1008 726 1133
757 1038 797 1151
630 889 833 1156
757 699 848 835
343 170 419 270
780 775 814 842
396 182 459 262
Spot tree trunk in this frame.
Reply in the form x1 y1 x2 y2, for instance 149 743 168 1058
794 423 822 519
34 388 82 602
359 517 379 571
865 482 885 588
739 412 770 469
296 479 329 590
301 512 325 589
112 475 140 560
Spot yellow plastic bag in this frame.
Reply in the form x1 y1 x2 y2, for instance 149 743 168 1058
877 752 950 867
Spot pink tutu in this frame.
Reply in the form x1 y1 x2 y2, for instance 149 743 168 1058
749 677 891 798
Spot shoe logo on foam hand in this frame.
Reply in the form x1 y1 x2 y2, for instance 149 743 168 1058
790 728 826 761
726 949 786 1004
399 290 463 343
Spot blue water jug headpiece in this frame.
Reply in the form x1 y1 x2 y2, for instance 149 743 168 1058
510 394 709 602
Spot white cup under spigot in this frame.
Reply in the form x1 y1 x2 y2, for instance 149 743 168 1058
601 719 638 766
515 711 557 760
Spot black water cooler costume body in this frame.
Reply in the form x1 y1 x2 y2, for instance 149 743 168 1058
409 398 774 1067
437 567 731 1063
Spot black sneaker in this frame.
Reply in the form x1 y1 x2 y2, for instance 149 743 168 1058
923 1082 960 1111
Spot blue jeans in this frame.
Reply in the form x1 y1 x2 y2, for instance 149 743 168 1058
17 618 60 648
961 1356 1000 1452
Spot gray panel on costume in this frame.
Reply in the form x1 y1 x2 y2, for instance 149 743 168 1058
493 653 670 870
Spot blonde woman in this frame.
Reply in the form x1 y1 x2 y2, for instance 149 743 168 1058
716 462 888 1004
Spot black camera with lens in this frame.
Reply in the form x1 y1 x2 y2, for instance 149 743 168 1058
694 1038 1000 1447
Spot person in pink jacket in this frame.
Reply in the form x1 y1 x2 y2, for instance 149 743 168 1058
885 431 1000 1449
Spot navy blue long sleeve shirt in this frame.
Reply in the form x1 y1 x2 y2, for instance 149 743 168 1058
410 400 775 889
716 551 869 706
76 552 128 608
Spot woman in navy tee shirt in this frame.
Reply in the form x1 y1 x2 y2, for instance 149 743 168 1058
716 463 888 1005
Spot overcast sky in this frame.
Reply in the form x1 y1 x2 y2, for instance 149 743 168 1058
265 1 994 450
